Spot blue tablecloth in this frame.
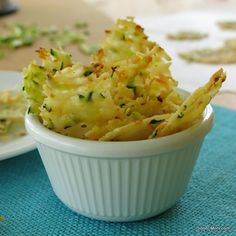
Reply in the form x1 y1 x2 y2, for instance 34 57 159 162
0 106 236 236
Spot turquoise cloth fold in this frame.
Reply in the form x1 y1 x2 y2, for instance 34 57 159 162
0 106 236 236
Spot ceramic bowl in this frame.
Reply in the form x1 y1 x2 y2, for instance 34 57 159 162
25 90 214 222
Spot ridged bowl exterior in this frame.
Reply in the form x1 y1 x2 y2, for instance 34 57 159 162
26 95 213 222
36 140 203 222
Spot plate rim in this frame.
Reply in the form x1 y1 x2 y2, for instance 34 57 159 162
0 70 36 161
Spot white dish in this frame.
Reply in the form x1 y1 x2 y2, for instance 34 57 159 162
0 71 36 161
26 89 213 222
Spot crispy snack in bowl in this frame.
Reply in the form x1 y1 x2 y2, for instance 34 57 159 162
152 69 226 138
23 17 225 141
24 17 226 222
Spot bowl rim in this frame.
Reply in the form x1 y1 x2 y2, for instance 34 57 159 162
25 89 214 158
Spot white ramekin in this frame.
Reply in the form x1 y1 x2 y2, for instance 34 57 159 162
25 90 214 222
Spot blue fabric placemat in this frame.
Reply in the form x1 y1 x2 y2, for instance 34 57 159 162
0 106 236 236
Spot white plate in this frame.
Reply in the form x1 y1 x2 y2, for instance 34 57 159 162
0 71 36 161
137 10 236 92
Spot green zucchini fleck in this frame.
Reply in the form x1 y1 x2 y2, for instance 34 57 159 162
27 106 32 114
78 94 85 99
86 91 93 101
111 66 117 78
100 93 105 98
43 104 52 112
32 80 39 85
50 48 55 56
64 125 72 129
60 62 64 70
149 119 165 125
177 112 184 118
127 85 136 95
83 70 93 76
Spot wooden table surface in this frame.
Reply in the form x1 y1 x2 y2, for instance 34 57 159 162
0 0 236 110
